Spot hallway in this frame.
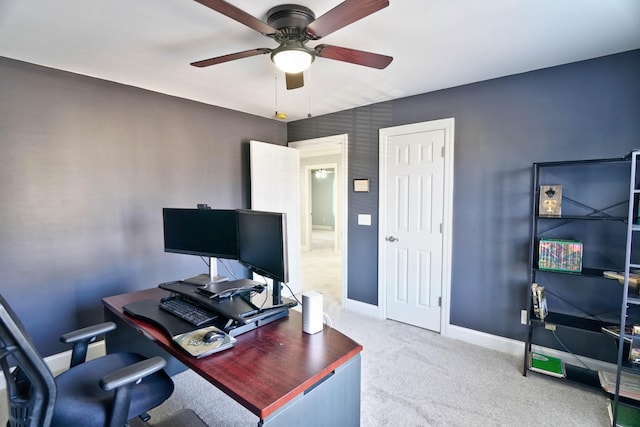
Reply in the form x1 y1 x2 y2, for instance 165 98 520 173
299 230 341 305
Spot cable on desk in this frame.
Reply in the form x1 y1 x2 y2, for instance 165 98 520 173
323 313 333 327
199 257 242 281
219 259 240 280
200 256 210 269
283 282 302 305
278 282 335 327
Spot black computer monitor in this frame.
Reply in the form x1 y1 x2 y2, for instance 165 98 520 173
162 208 238 259
236 209 288 304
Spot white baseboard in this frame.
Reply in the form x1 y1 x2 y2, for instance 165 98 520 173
445 324 525 356
343 297 380 318
441 324 616 373
47 341 107 375
340 301 617 374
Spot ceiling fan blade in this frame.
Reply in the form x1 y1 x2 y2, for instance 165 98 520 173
286 72 304 90
315 44 392 69
305 0 389 39
194 0 278 36
191 48 271 67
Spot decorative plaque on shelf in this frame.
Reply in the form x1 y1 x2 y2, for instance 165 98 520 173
539 185 562 217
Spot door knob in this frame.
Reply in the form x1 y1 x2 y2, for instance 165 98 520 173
385 236 398 242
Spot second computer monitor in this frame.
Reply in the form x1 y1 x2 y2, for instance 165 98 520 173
236 209 289 285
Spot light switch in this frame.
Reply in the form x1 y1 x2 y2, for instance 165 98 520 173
357 214 371 226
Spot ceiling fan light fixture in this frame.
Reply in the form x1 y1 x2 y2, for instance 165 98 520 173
271 41 315 73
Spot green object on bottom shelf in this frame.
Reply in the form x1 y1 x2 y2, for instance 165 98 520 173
608 400 640 427
530 352 566 378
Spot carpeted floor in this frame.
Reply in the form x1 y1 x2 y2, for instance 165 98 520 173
300 229 342 305
141 301 612 427
129 409 208 427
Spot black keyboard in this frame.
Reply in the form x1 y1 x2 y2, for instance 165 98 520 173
159 297 217 327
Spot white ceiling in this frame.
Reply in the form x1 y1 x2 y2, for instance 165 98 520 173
1 0 639 122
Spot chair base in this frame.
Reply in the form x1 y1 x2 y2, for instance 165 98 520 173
128 409 208 427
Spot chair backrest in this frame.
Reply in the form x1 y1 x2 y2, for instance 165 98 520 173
0 294 56 427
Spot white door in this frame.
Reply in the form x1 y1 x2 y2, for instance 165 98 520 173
379 119 454 332
249 141 301 295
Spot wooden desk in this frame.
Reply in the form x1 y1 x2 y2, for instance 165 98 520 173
102 288 362 426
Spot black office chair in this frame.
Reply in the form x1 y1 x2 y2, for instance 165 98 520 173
0 294 175 427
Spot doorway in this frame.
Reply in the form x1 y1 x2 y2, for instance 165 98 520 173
378 119 454 334
289 135 347 307
309 164 338 252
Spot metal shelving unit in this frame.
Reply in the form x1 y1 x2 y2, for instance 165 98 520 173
611 150 640 426
522 153 640 426
524 156 632 381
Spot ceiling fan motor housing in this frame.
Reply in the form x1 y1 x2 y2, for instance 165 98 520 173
268 4 317 71
267 4 316 33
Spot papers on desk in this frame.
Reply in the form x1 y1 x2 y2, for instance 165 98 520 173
172 326 236 358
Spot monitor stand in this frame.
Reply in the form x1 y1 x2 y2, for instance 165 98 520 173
181 274 224 286
183 258 229 285
181 257 229 286
272 279 282 305
209 257 228 283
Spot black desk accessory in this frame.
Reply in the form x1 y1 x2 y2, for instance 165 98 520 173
157 280 296 333
123 295 295 339
122 300 235 357
158 280 263 324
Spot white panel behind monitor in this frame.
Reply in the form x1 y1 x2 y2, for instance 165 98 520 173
249 141 301 296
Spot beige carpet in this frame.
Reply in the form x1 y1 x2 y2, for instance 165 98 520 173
130 409 208 427
142 305 612 426
300 229 342 305
137 234 611 426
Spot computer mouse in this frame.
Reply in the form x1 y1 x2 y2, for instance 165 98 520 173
203 330 223 343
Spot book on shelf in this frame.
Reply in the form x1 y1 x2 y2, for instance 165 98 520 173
538 239 582 272
608 399 640 427
531 283 548 321
603 271 640 286
530 352 565 378
598 370 640 401
539 185 562 217
601 325 634 344
631 325 640 364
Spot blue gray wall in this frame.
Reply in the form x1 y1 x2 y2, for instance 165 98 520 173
1 49 639 357
288 49 640 345
0 57 286 356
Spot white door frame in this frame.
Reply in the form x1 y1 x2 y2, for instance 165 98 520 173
289 134 348 305
378 119 455 336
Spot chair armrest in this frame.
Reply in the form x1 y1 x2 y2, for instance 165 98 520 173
60 321 116 344
99 356 167 391
60 321 117 368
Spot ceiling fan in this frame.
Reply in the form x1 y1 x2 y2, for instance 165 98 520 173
190 0 393 90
